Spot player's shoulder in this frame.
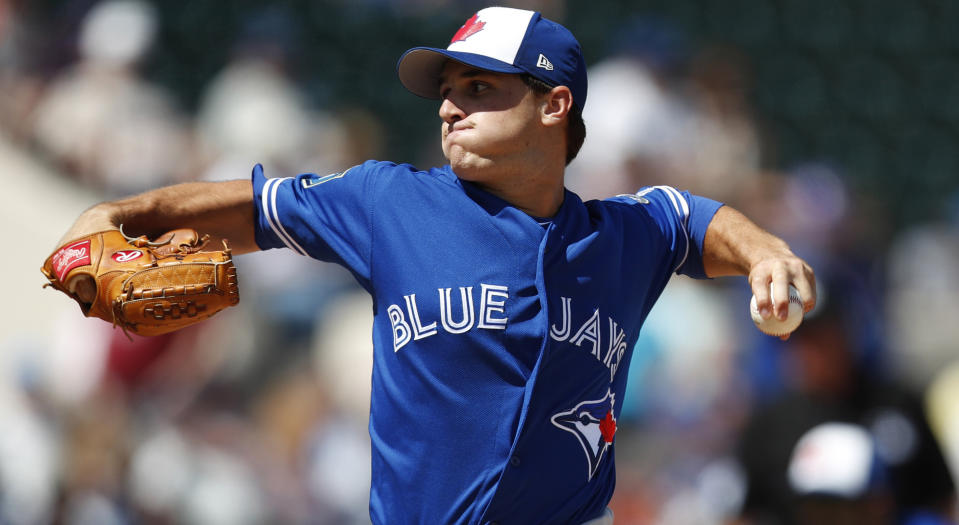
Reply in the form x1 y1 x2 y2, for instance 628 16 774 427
293 160 455 192
352 159 444 175
337 159 415 178
594 185 691 219
350 160 457 184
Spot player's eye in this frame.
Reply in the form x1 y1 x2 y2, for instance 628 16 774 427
470 81 489 94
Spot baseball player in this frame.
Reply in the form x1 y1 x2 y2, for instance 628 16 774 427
53 7 816 524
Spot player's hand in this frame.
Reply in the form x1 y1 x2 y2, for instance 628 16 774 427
57 205 117 247
700 205 817 340
748 254 816 340
53 206 119 305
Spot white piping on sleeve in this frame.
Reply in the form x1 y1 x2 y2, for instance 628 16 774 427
262 177 309 256
653 185 690 222
652 185 691 273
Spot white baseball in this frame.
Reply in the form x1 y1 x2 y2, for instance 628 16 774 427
750 284 804 336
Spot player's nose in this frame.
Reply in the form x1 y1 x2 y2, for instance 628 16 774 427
439 96 465 123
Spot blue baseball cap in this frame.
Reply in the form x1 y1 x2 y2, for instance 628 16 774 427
397 7 588 110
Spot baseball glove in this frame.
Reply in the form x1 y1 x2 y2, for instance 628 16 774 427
41 228 240 336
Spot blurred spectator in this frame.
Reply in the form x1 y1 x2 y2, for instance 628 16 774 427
195 6 373 390
382 0 565 19
53 386 130 525
565 16 690 200
0 0 42 138
195 4 370 362
733 277 956 525
926 360 959 515
740 163 851 253
886 223 959 390
680 45 763 203
29 0 193 196
196 5 349 182
621 277 744 427
0 354 58 525
610 277 751 525
785 422 894 525
304 289 376 522
566 18 762 204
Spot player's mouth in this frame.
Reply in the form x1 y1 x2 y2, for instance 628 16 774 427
444 123 472 140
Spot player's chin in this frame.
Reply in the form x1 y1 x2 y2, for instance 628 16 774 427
448 159 476 179
447 155 491 180
444 146 476 173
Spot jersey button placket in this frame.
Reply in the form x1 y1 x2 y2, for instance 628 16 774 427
509 455 521 467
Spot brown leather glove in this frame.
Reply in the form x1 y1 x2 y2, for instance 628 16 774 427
41 229 240 336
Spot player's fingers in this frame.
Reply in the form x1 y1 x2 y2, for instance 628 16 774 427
793 263 817 313
770 269 791 321
792 279 816 314
67 275 96 304
750 272 773 319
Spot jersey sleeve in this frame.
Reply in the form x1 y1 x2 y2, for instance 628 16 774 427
251 161 380 284
616 186 723 279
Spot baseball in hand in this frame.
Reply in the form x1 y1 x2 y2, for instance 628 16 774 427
750 284 804 336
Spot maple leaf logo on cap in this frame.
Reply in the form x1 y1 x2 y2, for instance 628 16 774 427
450 13 485 43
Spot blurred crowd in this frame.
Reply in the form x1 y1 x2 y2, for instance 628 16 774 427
2 0 959 524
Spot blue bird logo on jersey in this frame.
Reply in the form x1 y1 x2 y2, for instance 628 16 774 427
550 389 617 481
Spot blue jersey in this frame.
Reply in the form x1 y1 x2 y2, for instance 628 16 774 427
252 161 722 524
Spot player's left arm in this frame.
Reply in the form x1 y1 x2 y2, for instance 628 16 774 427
702 205 817 323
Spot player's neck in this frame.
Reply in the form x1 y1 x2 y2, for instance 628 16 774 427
449 130 567 217
471 162 566 218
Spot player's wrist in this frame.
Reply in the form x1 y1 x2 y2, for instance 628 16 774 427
58 205 119 247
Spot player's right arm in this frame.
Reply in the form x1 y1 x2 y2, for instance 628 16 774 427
702 205 816 322
58 179 258 254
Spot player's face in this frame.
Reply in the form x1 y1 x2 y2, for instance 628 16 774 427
437 62 543 180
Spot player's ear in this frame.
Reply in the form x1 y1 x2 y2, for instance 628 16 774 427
541 85 572 127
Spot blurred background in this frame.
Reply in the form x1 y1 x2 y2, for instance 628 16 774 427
2 0 959 523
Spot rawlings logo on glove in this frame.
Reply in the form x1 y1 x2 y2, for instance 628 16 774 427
41 229 240 336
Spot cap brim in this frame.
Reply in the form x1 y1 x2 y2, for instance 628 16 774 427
397 47 526 100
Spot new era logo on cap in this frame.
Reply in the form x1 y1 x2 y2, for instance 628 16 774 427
537 54 554 71
397 7 588 109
